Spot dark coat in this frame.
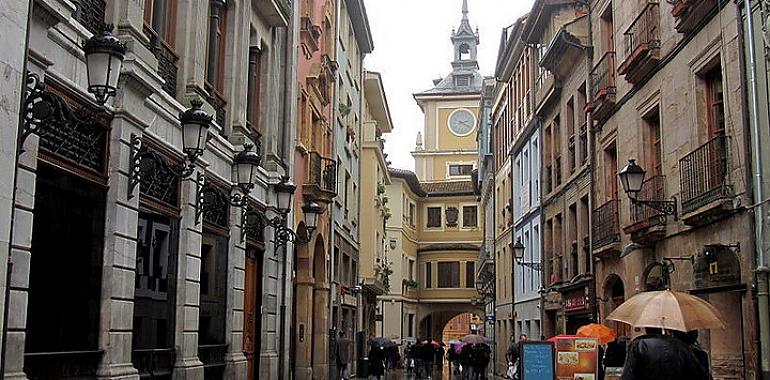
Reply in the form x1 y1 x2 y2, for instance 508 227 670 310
621 334 709 380
604 338 627 367
420 343 436 362
335 339 352 365
368 346 386 376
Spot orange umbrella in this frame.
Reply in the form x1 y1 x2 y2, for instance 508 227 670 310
577 323 616 345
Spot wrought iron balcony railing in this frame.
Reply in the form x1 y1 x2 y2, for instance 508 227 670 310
308 152 337 194
592 199 620 249
205 84 227 127
74 0 107 35
25 350 103 379
144 26 179 97
623 3 660 61
631 174 666 224
679 134 730 213
590 51 617 103
199 344 228 368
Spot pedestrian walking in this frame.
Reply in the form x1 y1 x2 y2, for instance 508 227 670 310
505 334 527 379
447 344 459 374
471 343 491 380
420 340 435 379
621 328 709 380
334 331 352 380
368 344 386 380
405 343 416 374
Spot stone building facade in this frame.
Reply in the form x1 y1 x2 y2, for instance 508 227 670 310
0 0 298 379
589 0 757 378
525 0 595 337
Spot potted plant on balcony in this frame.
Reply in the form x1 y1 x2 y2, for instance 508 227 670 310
374 260 393 293
403 279 419 289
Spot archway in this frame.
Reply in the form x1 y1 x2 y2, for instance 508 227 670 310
417 305 485 341
310 236 329 377
441 312 485 343
603 274 629 338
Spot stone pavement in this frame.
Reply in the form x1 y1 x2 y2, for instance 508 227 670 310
351 363 492 379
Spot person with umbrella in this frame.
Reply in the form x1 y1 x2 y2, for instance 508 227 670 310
505 334 527 379
447 343 460 374
368 343 386 380
607 289 724 380
419 339 435 379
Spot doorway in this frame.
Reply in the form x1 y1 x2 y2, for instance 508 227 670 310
244 245 264 380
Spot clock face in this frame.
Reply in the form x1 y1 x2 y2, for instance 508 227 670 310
448 109 476 136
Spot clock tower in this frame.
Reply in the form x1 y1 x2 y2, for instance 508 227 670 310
413 0 482 182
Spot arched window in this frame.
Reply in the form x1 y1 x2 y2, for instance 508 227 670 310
459 43 471 60
643 262 668 291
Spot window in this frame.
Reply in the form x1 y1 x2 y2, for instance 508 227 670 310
705 67 725 137
465 262 475 288
408 314 415 336
206 0 228 92
449 164 474 176
604 143 618 200
144 0 177 45
455 75 471 87
344 171 351 219
426 263 433 288
409 203 416 227
643 107 662 177
427 207 442 228
246 46 262 134
409 259 415 281
462 206 478 228
438 262 460 288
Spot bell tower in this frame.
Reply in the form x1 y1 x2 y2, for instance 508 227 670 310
451 0 480 71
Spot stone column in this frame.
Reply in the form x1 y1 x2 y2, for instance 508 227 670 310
0 0 31 378
172 171 205 380
311 285 330 380
293 278 314 380
96 117 143 380
224 198 247 379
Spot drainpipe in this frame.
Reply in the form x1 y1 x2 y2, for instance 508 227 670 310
744 1 770 378
1 0 33 375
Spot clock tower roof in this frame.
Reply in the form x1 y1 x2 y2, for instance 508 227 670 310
414 0 482 97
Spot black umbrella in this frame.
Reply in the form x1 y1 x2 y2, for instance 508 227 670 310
368 337 394 347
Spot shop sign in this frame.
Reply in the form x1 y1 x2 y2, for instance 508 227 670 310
555 337 598 380
564 290 588 312
544 291 562 311
485 314 495 322
693 245 741 289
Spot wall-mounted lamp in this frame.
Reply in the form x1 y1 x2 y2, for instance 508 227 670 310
128 100 213 199
618 159 677 219
513 237 542 272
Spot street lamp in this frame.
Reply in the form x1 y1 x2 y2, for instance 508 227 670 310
512 237 542 272
301 201 324 236
83 24 127 105
20 26 126 148
127 100 214 199
275 177 297 214
618 159 677 218
233 144 261 193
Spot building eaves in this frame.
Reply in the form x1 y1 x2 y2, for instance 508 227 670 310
422 180 475 197
522 0 577 44
347 0 374 54
388 168 426 197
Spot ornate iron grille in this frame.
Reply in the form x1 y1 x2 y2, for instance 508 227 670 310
143 26 179 97
24 350 103 379
679 134 731 213
592 199 620 249
590 51 616 102
74 0 107 36
243 202 266 243
36 89 108 175
631 174 666 225
132 348 175 379
207 88 227 127
200 181 230 229
138 148 180 208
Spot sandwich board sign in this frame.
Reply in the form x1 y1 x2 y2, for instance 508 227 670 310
521 341 555 380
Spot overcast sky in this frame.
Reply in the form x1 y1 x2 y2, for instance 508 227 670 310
363 0 534 171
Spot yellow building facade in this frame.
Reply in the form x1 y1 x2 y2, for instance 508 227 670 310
377 1 485 342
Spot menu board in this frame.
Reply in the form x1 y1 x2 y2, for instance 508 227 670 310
521 341 555 380
554 337 598 380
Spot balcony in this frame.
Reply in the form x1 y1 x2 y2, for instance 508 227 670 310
305 152 337 204
535 72 561 111
679 134 738 226
299 16 322 57
253 0 291 27
592 199 621 257
588 52 617 122
205 84 227 128
618 3 661 85
25 350 103 380
623 175 668 244
670 0 717 34
75 0 107 35
144 26 179 98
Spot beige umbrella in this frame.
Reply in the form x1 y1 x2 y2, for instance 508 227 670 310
606 290 726 332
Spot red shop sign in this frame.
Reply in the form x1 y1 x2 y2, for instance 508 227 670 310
564 290 588 312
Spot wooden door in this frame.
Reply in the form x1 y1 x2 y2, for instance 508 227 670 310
243 247 264 380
